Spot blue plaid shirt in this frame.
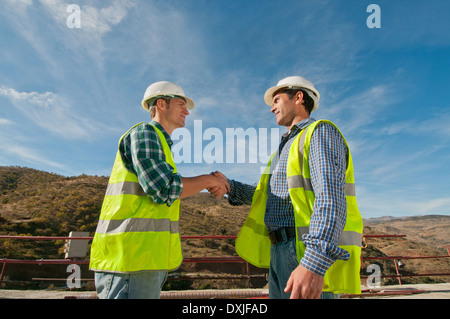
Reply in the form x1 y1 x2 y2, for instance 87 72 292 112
228 118 351 276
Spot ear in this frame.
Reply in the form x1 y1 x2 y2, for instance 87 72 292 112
294 91 304 106
155 98 169 112
295 91 304 102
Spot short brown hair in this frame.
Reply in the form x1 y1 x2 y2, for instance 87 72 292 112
149 97 171 119
274 88 314 115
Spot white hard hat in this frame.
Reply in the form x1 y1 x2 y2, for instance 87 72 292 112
141 81 195 111
264 76 320 111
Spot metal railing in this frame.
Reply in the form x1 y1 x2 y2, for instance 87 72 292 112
361 234 450 285
0 234 265 289
1 233 449 291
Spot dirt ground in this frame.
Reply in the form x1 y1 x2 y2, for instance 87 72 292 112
0 283 449 299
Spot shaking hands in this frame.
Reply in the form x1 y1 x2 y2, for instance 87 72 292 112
207 171 230 198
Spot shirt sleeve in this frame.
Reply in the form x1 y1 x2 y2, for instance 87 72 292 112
121 123 183 206
227 179 256 206
300 122 351 277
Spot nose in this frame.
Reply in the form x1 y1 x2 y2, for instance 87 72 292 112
180 103 189 114
270 105 276 113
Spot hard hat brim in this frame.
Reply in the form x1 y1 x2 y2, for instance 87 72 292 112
264 84 290 106
264 84 319 111
142 94 195 111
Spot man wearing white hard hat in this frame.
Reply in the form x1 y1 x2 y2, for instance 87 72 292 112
90 81 229 299
214 76 363 299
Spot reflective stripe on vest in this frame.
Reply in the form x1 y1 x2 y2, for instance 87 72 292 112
105 181 147 197
287 175 356 196
296 226 361 247
96 218 180 235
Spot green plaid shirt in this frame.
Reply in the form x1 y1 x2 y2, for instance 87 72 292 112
119 121 183 207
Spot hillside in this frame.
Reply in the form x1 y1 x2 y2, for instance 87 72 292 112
364 215 450 248
362 215 450 286
0 166 449 289
0 166 107 238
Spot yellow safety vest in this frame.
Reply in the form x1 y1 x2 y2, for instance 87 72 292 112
236 120 363 294
89 123 182 273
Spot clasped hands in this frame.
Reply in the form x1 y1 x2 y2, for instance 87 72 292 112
206 171 229 198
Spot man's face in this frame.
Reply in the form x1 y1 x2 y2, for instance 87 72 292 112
270 92 297 127
166 98 189 128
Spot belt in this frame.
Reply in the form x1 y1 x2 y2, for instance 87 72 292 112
268 227 296 245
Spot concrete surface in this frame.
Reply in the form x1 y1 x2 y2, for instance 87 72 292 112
0 283 449 299
354 283 450 299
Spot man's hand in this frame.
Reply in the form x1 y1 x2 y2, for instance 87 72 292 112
180 173 229 199
284 264 324 299
206 171 230 198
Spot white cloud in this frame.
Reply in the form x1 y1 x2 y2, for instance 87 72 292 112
4 0 33 11
0 118 14 126
38 0 134 38
0 140 65 170
0 0 135 76
319 85 392 132
380 111 450 139
413 197 450 215
357 181 450 217
0 87 98 140
36 0 135 68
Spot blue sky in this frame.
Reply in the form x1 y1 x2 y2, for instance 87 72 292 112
1 0 449 218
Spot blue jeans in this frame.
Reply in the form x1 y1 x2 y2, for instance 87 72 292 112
268 237 338 299
95 271 167 299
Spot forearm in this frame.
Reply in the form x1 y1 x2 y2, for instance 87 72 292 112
227 179 256 206
180 175 214 199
